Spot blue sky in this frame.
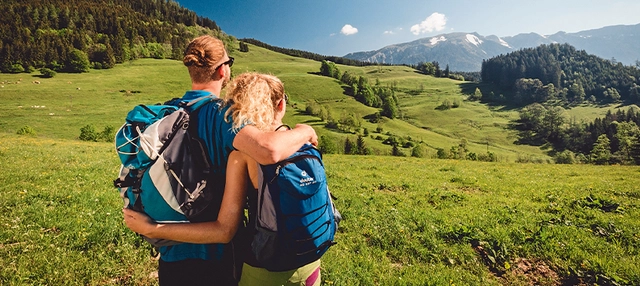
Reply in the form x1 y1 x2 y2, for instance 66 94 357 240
174 0 640 57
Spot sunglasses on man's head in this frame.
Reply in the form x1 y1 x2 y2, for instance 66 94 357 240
215 57 234 70
284 93 289 102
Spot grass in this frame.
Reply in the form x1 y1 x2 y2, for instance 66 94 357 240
0 135 157 285
0 60 191 139
2 43 640 285
1 135 639 285
321 156 640 285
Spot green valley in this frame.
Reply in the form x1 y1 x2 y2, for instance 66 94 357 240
1 43 640 285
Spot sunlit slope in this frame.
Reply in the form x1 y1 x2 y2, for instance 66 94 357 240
232 44 547 160
0 42 592 161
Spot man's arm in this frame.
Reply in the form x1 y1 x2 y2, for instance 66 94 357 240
123 152 249 244
233 124 318 165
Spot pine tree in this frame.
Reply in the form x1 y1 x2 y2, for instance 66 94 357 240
590 134 611 165
356 135 369 155
344 137 357 155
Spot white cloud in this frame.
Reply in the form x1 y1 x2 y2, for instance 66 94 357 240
411 12 447 35
383 27 403 35
330 33 337 37
341 24 358 36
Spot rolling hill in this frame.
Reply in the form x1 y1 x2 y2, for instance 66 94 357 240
2 41 631 163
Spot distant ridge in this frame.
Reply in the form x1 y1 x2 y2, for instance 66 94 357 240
344 23 640 72
240 38 379 67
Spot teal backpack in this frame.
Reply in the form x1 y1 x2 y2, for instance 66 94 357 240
113 95 223 247
249 138 341 271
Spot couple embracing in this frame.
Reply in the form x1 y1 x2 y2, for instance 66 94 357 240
119 35 337 286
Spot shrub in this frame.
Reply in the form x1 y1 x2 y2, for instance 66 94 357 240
79 124 98 141
40 68 57 78
575 153 588 164
403 141 415 148
411 145 428 158
436 148 450 159
325 119 338 129
16 125 36 136
554 150 576 164
80 125 115 142
319 135 339 154
99 125 115 142
436 99 453 110
305 101 322 116
67 49 90 73
477 152 497 162
8 63 25 73
391 145 405 157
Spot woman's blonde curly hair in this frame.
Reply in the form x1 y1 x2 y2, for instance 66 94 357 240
224 72 285 131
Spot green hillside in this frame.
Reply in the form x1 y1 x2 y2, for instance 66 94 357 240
2 42 633 162
2 39 640 285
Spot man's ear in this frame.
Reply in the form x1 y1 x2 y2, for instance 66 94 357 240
215 66 225 79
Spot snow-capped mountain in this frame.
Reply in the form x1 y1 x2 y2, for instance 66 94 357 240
343 23 640 72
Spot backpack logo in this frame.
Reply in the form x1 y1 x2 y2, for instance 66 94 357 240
299 170 315 186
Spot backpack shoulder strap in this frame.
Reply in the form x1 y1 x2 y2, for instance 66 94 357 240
185 94 217 110
164 94 217 112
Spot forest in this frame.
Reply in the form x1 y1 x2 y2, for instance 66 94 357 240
517 104 640 165
476 43 640 164
481 43 640 106
239 38 373 67
0 0 231 73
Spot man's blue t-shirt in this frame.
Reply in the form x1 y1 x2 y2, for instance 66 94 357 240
159 90 241 262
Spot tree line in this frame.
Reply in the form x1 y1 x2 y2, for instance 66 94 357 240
518 104 640 165
240 38 379 67
411 61 467 81
481 43 640 106
0 0 232 73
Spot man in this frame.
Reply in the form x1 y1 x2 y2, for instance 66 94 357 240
126 35 317 286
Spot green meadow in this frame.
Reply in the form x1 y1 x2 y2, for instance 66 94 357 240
1 44 639 285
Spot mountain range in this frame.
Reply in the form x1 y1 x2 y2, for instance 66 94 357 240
343 23 640 72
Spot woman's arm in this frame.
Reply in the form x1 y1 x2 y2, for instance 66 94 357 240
123 151 249 244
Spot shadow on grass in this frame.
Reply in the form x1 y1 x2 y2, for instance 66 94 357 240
459 82 521 111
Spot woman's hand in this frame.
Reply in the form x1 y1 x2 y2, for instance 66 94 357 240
122 208 156 237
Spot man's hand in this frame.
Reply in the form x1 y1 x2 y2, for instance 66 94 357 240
294 124 318 146
123 208 156 237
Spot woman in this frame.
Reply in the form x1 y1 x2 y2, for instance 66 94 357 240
124 72 322 286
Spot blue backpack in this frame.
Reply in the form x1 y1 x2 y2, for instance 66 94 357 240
250 140 341 272
113 95 223 247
